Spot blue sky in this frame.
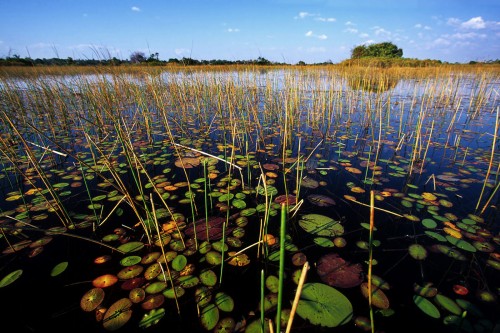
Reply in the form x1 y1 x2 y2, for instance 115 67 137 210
1 0 499 63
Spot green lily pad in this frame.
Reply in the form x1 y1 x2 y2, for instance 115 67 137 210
172 254 187 271
408 244 427 260
199 269 217 287
145 281 167 294
425 231 447 242
422 218 437 229
313 237 335 247
120 256 142 267
0 269 23 288
215 292 234 312
51 261 68 277
266 275 279 293
298 214 344 237
138 308 165 329
413 295 441 319
117 241 144 253
434 294 462 315
296 283 353 327
200 303 219 330
445 236 477 253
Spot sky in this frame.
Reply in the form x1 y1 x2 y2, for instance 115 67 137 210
0 0 499 64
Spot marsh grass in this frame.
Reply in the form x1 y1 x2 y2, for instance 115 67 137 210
0 63 499 332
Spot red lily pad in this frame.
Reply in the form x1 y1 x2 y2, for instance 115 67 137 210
316 253 363 288
184 216 233 241
307 194 336 207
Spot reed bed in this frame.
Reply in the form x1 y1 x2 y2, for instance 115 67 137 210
0 63 499 333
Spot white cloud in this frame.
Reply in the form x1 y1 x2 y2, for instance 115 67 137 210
296 12 315 19
315 17 336 22
461 17 485 29
447 18 461 26
359 33 369 38
432 38 452 47
305 31 327 40
344 27 358 34
414 23 432 30
450 32 487 40
345 21 355 26
227 28 240 32
131 6 141 12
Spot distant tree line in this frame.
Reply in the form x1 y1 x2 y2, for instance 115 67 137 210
0 52 286 67
1 49 499 67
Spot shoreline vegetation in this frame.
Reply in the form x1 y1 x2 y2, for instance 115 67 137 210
1 55 500 78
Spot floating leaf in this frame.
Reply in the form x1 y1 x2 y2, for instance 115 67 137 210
414 282 438 297
0 269 23 288
360 282 390 309
214 317 236 333
313 237 335 247
413 295 441 319
296 283 353 327
316 253 363 288
408 244 427 260
93 274 119 288
172 254 187 271
120 256 142 267
80 287 105 312
199 269 217 287
50 261 69 277
200 303 219 330
307 194 335 207
138 308 165 329
298 214 344 237
117 241 144 253
103 298 133 331
215 292 234 312
434 294 462 315
445 236 476 253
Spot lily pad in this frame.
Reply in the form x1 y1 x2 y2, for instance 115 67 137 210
200 303 219 330
434 294 462 315
0 269 23 288
299 214 344 237
445 236 477 253
138 308 165 329
360 282 390 309
316 253 363 288
409 244 428 260
50 261 69 277
215 292 234 312
80 287 105 312
307 194 336 207
296 282 353 327
413 295 441 319
117 241 144 253
103 298 133 331
93 274 119 288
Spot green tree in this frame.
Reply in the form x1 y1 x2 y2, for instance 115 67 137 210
351 42 402 59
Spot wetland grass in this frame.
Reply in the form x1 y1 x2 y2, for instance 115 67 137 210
0 64 499 333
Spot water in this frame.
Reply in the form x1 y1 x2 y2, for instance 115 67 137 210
0 68 499 333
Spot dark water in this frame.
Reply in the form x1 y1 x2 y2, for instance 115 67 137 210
0 71 499 333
